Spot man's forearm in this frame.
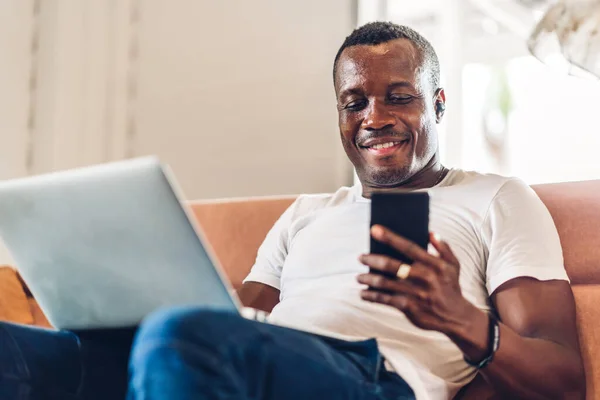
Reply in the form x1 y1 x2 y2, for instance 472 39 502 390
447 306 585 399
236 282 280 313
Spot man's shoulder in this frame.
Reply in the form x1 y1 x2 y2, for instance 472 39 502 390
441 169 535 218
447 169 528 197
286 186 356 222
288 186 357 219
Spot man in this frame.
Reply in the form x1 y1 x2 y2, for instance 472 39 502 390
0 22 585 400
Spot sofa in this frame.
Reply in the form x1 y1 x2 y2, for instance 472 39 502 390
0 180 599 399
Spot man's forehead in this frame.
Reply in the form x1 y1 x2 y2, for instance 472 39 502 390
335 39 423 92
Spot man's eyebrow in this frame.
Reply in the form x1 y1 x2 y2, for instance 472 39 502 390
338 87 364 98
337 81 419 98
389 81 415 89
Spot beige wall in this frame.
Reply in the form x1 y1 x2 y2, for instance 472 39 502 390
133 0 354 199
0 1 33 181
0 0 355 264
1 0 354 197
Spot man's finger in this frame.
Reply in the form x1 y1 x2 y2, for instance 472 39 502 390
429 232 460 268
357 273 429 297
361 290 411 310
358 253 400 275
361 289 394 305
358 254 437 287
371 225 446 273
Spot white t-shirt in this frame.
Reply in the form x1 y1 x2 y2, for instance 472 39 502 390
243 169 569 400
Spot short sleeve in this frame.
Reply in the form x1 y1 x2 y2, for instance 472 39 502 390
242 200 298 290
482 178 569 294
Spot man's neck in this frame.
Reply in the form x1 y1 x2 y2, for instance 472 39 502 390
361 159 448 198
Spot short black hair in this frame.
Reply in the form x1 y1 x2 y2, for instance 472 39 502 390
333 22 440 91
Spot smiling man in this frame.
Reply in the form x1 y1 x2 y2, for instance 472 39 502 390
0 22 586 400
129 21 585 400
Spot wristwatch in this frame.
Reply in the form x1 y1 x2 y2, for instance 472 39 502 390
464 313 500 369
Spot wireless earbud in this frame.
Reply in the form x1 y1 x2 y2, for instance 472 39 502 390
433 88 446 119
435 101 446 116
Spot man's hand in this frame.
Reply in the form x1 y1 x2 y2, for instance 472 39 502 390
357 224 585 399
357 224 482 338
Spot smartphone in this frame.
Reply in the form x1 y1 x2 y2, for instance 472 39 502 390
370 191 430 278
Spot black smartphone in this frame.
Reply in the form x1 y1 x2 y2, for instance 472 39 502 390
369 191 430 278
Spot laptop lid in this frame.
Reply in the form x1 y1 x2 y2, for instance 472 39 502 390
0 157 241 330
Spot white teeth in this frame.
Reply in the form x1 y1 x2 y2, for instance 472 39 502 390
371 141 399 150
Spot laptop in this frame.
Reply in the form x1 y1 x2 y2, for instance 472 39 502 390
0 157 246 330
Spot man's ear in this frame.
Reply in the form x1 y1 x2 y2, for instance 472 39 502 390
434 88 446 123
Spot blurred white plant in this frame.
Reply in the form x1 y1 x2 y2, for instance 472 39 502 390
528 0 600 78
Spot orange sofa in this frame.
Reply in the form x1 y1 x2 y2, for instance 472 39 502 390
0 180 599 399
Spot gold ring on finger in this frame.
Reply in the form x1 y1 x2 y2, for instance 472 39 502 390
396 263 412 280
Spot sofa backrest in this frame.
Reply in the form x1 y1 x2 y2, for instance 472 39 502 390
533 181 600 284
188 180 600 290
189 196 295 288
533 180 600 399
189 180 600 399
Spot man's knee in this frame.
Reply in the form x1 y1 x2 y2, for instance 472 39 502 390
129 308 254 397
134 306 243 346
129 307 247 389
130 306 248 370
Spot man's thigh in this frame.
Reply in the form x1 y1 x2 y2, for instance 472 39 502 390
0 322 81 399
130 307 415 400
0 321 135 400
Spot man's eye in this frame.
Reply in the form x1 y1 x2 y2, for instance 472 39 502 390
345 100 367 111
389 95 413 104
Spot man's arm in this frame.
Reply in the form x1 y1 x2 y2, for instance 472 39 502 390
454 277 584 399
236 199 298 313
236 282 280 313
358 226 585 400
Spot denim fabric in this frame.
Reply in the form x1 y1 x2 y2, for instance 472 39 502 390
0 322 134 400
0 322 81 399
128 307 415 400
0 307 415 400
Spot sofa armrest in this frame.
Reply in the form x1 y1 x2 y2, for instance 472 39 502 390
0 266 34 325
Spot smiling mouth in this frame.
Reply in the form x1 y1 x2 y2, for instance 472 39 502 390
361 139 410 155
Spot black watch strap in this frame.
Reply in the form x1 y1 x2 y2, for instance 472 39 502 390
464 314 500 369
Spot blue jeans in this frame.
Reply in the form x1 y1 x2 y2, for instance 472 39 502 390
0 307 415 399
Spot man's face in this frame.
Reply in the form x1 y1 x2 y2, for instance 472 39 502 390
335 39 440 187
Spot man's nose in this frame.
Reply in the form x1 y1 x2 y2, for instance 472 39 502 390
362 101 396 131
